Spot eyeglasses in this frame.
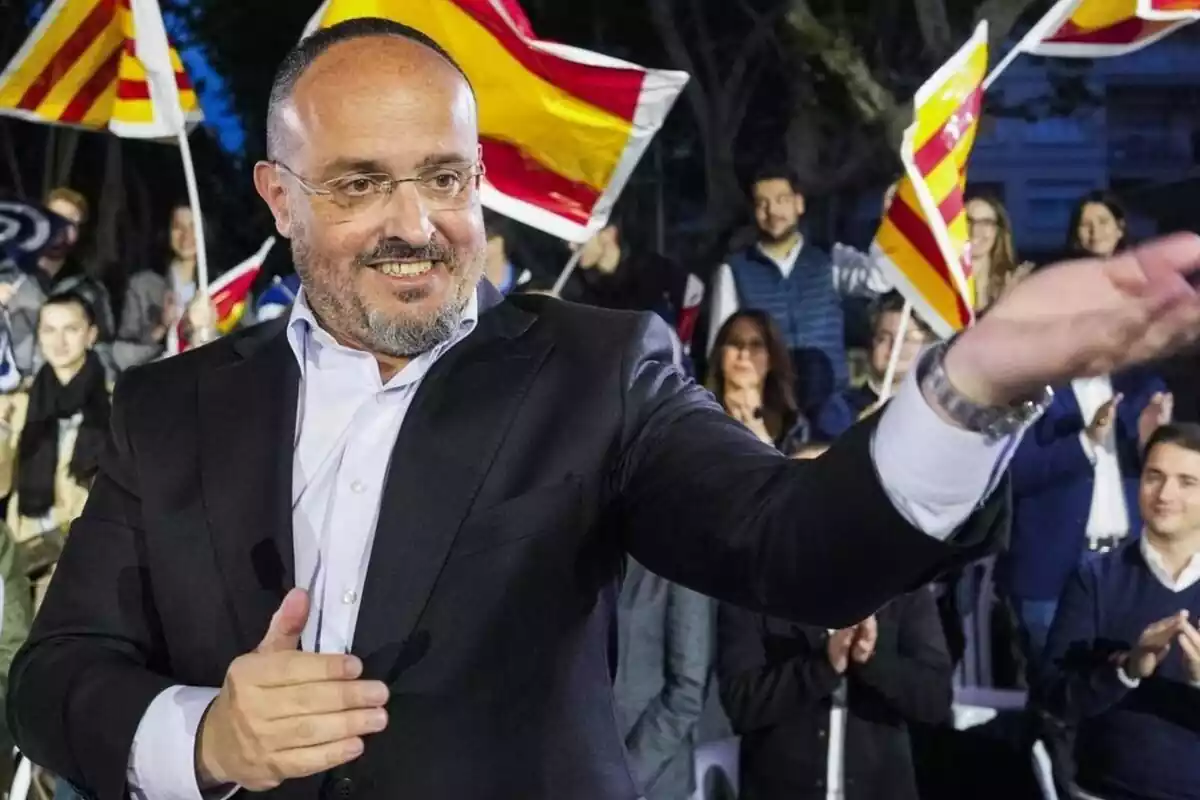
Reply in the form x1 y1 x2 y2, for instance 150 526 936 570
272 160 486 214
967 216 999 231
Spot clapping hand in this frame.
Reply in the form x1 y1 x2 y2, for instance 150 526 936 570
1139 392 1174 448
1178 616 1200 684
1123 611 1189 681
1087 394 1123 445
850 616 878 665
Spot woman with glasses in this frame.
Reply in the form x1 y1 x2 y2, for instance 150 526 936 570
707 309 808 455
965 195 1032 309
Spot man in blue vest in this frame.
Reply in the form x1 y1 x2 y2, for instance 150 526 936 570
708 167 890 411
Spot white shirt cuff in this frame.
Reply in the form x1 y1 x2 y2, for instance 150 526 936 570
870 363 1021 541
1116 664 1141 689
127 685 236 800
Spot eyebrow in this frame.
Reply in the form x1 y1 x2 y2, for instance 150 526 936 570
319 152 476 178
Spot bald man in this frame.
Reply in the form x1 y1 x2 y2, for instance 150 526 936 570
13 17 1200 800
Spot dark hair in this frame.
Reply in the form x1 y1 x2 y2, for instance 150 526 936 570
267 17 473 159
869 291 933 338
1066 190 1128 257
750 164 803 198
39 292 97 328
1144 423 1200 461
706 310 798 419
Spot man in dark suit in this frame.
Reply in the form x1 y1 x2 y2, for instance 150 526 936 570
614 559 714 800
11 17 1200 800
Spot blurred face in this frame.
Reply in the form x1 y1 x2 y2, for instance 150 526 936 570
37 301 96 373
752 178 803 245
721 317 770 390
1077 202 1124 257
966 198 999 264
45 196 83 257
869 310 929 383
254 37 486 359
1140 442 1200 541
170 206 197 260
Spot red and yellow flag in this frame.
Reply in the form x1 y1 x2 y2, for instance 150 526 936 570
304 0 687 243
871 23 985 339
167 237 275 355
1015 0 1195 58
0 0 201 138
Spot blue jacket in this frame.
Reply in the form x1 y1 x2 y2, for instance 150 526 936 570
997 369 1165 602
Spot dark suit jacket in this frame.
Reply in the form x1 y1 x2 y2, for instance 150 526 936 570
8 287 1006 800
717 587 953 800
614 558 713 800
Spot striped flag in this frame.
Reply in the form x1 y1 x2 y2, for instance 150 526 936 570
303 0 688 243
1011 0 1195 58
166 237 275 356
871 23 986 339
0 0 201 138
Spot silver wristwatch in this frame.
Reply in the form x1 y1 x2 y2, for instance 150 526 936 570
917 339 1052 442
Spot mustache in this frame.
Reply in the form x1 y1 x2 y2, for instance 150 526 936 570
356 238 455 267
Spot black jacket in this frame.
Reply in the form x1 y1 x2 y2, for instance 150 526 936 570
718 587 953 800
9 285 1002 800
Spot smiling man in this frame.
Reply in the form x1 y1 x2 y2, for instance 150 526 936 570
12 18 1200 800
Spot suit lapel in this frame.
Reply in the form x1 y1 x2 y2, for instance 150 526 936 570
198 321 299 651
351 298 551 682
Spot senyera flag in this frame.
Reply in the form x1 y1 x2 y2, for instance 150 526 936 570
166 237 276 356
1010 0 1196 58
304 0 688 243
0 0 201 138
871 23 985 340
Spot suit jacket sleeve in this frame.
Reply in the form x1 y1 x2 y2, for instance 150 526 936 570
716 602 841 734
6 371 176 800
849 588 954 726
613 313 1008 630
623 581 713 790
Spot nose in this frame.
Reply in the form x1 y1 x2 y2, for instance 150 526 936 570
379 182 434 246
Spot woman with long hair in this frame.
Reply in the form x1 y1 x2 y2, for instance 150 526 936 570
706 309 808 454
1067 190 1128 258
966 195 1031 308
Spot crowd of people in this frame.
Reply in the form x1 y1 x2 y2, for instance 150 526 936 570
0 155 1195 800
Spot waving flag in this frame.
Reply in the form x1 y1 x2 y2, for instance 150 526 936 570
1008 0 1195 58
167 237 275 355
0 0 201 138
871 23 985 339
303 0 688 243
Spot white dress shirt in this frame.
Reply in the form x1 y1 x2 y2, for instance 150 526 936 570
124 295 1017 800
1071 376 1132 544
706 238 892 355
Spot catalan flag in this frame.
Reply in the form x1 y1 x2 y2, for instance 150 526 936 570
303 0 688 243
1012 0 1195 58
166 237 276 356
0 0 201 139
871 23 986 340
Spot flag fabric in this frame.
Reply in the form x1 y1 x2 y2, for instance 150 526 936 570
254 273 302 322
1012 0 1195 58
167 237 275 356
870 23 986 340
0 200 70 272
0 0 201 138
303 0 688 243
0 327 21 393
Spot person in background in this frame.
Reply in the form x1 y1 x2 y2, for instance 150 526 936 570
813 291 934 441
965 195 1033 309
614 558 713 800
0 526 32 787
1068 191 1128 260
1039 423 1200 800
0 293 110 609
718 581 953 800
114 203 220 370
482 212 532 295
0 188 115 381
707 166 890 410
707 309 809 455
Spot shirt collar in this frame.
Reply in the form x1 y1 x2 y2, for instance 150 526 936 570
756 235 804 272
285 284 480 387
1139 536 1200 593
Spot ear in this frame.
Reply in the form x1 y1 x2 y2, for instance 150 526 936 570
254 161 294 238
86 324 98 349
794 192 806 217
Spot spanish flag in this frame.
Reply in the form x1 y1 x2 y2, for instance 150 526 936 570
871 23 985 340
1014 0 1195 58
303 0 688 243
0 0 201 139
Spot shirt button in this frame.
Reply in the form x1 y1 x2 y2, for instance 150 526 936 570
350 480 365 494
343 590 359 605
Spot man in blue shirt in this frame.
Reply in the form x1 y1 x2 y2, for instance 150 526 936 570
1041 422 1200 800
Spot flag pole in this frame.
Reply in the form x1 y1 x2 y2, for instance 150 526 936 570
174 125 209 294
550 247 586 298
878 300 913 402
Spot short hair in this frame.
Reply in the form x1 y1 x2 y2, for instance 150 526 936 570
39 292 97 328
44 187 89 224
870 290 933 337
267 17 473 159
750 165 803 198
1144 423 1200 461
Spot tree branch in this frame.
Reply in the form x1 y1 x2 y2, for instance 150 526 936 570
912 0 954 58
